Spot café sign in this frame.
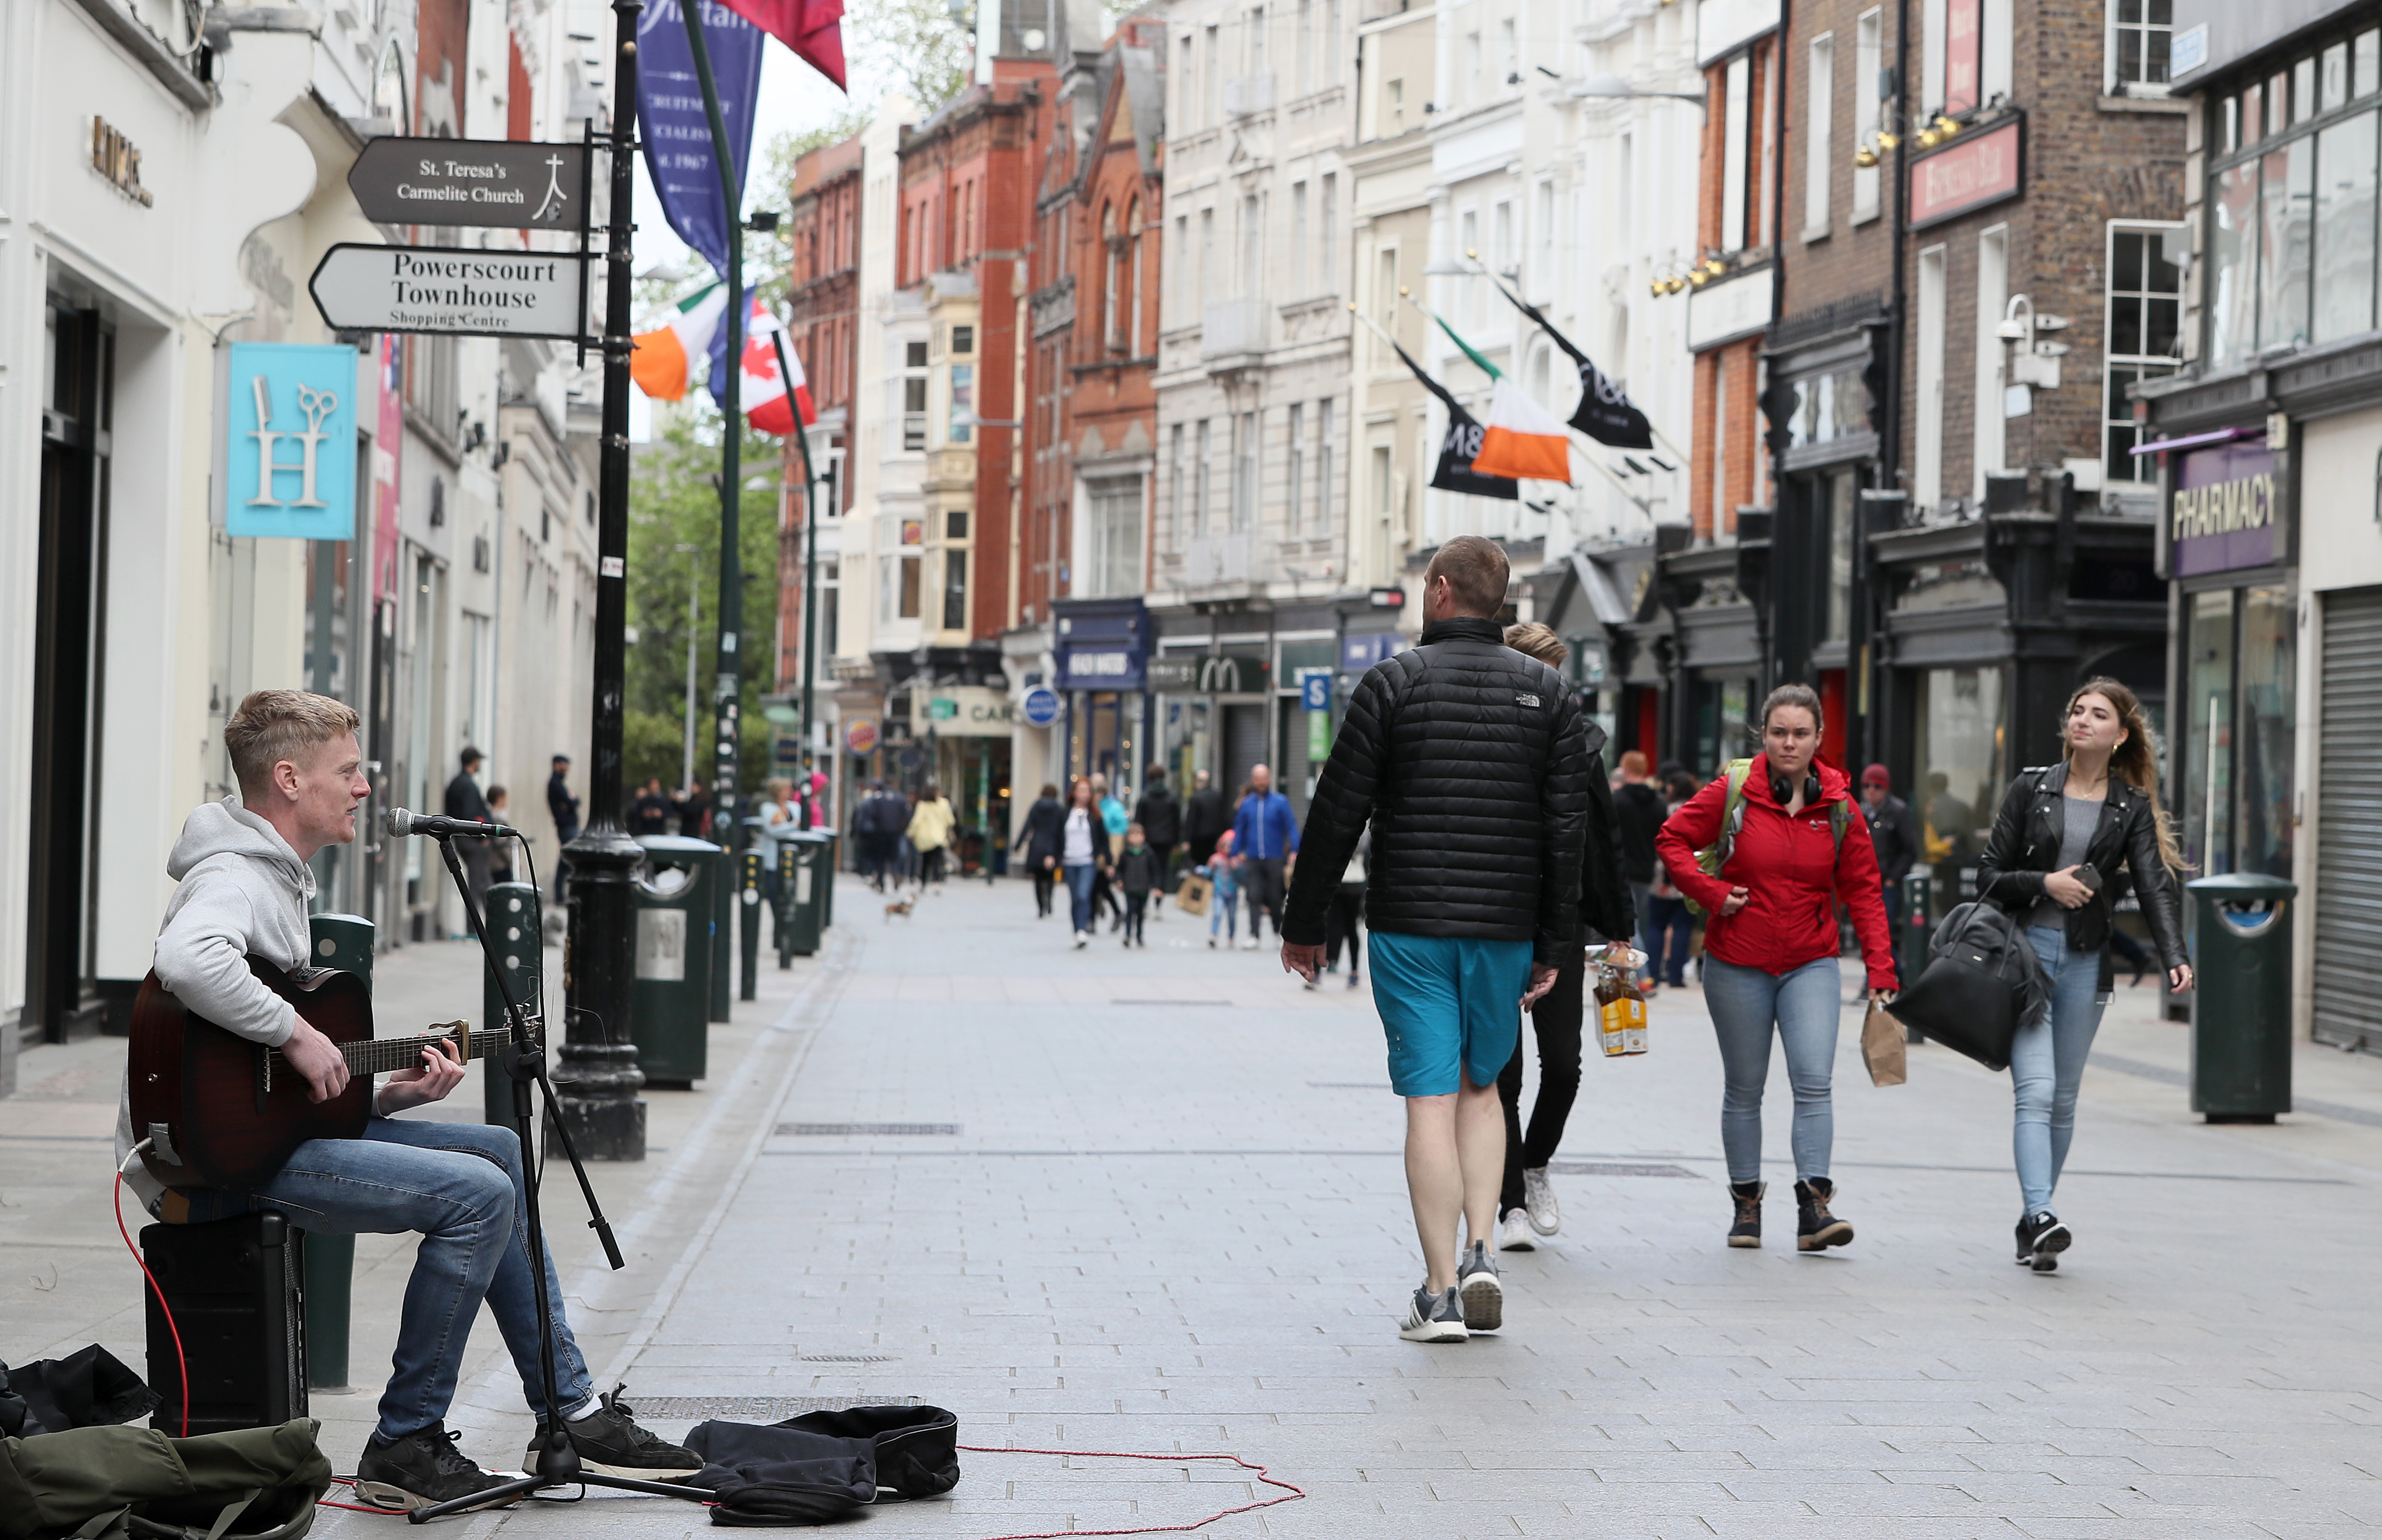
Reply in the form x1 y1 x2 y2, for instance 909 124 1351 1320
1910 117 2023 230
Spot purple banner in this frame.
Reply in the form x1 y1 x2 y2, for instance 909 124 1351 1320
637 0 763 285
2172 437 2280 576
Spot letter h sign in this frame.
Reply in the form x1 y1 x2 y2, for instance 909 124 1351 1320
226 342 359 538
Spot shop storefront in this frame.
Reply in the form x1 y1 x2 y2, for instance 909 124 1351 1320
1053 597 1150 792
909 684 1014 873
1150 648 1272 799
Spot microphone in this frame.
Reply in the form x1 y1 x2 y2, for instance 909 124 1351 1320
384 807 518 840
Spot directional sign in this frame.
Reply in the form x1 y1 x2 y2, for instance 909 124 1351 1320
347 138 590 230
308 244 589 340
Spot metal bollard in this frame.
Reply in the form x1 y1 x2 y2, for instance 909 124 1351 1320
482 884 541 1134
776 839 799 968
303 914 373 1394
739 849 763 1001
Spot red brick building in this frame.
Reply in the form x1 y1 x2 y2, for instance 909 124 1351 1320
778 134 863 689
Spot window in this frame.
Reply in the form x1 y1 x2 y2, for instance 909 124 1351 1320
1722 55 1751 252
1287 403 1305 534
1194 419 1212 536
902 365 928 452
1326 0 1340 82
1174 213 1189 317
949 362 974 443
1297 0 1311 90
1372 444 1394 559
1915 243 1947 507
1533 180 1554 289
1805 33 1834 238
951 324 974 354
1466 31 1481 103
1499 18 1516 85
1199 207 1215 305
1102 203 1121 349
1318 397 1336 533
2105 224 2185 484
1321 174 1337 295
1377 244 1398 339
942 550 967 630
1169 423 1185 541
1128 200 1145 354
1248 4 1266 74
947 508 968 538
1291 181 1308 296
1087 478 1142 596
1493 200 1514 279
1460 209 1480 322
899 553 921 618
1205 24 1221 121
820 558 839 656
1854 11 1882 219
1233 411 1258 530
1387 76 1404 133
1241 193 1265 295
2260 136 2313 353
2111 0 2173 92
1787 365 1865 445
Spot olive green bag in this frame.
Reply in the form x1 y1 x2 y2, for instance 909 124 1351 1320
0 1419 329 1540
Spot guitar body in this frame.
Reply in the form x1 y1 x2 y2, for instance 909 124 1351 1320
128 959 376 1191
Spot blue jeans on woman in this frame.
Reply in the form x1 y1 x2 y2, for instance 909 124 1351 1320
174 1116 593 1444
1703 955 1843 1184
1063 860 1098 932
2013 924 2109 1214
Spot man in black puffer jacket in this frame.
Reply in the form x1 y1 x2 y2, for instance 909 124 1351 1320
1281 536 1590 1346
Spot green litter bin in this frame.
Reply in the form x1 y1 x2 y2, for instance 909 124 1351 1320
780 831 827 958
481 882 541 1130
2187 872 2298 1124
303 913 372 1394
819 833 838 929
633 836 721 1088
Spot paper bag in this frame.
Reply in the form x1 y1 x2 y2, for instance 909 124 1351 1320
1861 998 1907 1087
1174 872 1213 916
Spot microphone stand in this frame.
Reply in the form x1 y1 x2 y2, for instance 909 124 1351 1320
408 832 714 1522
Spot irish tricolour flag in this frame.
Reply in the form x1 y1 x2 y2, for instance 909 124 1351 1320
630 283 727 401
1433 313 1573 484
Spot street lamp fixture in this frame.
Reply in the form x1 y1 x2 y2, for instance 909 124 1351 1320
1567 72 1709 110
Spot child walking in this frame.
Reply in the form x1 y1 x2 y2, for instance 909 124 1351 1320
1203 830 1242 949
1116 823 1162 948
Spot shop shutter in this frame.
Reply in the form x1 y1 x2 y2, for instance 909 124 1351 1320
2315 586 2382 1053
1223 703 1268 796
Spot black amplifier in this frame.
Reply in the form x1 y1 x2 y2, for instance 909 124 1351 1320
139 1212 308 1435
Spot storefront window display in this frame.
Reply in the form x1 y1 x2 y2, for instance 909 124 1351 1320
1692 678 1756 781
1915 666 2006 888
2180 585 2295 877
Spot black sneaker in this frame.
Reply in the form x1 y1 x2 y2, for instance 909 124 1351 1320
1727 1180 1766 1248
1795 1178 1854 1252
527 1386 702 1480
353 1424 521 1512
2016 1210 2071 1272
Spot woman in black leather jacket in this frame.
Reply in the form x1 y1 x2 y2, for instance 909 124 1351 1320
1976 677 2192 1272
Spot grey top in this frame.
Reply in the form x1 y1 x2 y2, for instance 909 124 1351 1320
2028 794 2103 930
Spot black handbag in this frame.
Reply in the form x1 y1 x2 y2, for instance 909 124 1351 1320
1885 900 2047 1072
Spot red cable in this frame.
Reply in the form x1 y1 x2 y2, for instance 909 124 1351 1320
114 1169 188 1438
952 1445 1308 1539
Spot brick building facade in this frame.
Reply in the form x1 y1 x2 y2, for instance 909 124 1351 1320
780 134 863 691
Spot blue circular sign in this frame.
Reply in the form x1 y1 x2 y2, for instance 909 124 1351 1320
1021 688 1061 726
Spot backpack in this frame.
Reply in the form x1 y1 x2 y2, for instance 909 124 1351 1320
1686 759 1851 917
0 1419 330 1540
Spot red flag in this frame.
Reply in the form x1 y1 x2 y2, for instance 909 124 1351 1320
718 0 846 90
742 297 815 435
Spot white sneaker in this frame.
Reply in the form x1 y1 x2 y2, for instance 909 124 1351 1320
1522 1166 1561 1237
1072 930 1088 949
1398 1284 1467 1343
1240 935 1258 951
1497 1208 1537 1252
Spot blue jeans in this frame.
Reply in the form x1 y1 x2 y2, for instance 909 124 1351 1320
2013 925 2109 1214
1643 895 1695 986
1210 887 1239 939
1627 881 1654 982
1703 955 1842 1184
177 1117 592 1443
1063 861 1097 931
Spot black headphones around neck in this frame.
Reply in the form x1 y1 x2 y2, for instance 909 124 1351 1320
1770 769 1822 807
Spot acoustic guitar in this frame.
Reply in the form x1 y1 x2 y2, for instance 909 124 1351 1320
126 957 520 1191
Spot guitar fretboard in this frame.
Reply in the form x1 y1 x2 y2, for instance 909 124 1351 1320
267 1022 519 1078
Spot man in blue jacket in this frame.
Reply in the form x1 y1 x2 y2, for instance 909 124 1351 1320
1231 763 1299 949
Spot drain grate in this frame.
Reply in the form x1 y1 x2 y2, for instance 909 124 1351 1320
799 1354 899 1362
777 1122 960 1136
632 1395 920 1421
1547 1160 1701 1179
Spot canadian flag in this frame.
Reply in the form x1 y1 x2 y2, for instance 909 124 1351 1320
740 297 815 436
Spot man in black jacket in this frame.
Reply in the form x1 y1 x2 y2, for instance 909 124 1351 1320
1178 769 1229 876
1282 536 1590 1345
1131 766 1182 897
546 754 579 904
1859 764 1920 924
444 747 496 927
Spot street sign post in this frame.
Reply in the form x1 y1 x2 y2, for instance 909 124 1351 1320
308 244 589 340
347 138 591 230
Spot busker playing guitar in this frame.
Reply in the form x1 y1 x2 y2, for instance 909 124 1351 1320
113 690 698 1510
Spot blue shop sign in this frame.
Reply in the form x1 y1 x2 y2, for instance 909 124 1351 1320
1057 644 1145 690
1300 671 1332 712
226 342 360 538
1342 633 1404 671
1021 688 1061 726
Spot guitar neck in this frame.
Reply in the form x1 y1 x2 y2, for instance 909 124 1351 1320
275 1021 519 1077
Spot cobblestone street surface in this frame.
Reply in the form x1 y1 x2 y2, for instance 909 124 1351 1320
11 874 2382 1538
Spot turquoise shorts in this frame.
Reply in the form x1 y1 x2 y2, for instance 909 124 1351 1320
1368 931 1535 1096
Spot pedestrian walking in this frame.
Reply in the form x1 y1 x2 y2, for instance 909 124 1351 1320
1611 750 1667 988
1202 830 1242 948
1012 782 1065 918
1116 823 1161 948
856 781 903 890
1094 774 1130 857
908 781 957 889
1654 684 1899 1253
1976 677 2192 1272
1133 765 1182 900
1232 764 1298 949
1641 769 1700 988
1281 535 1589 1343
1180 768 1231 888
629 778 674 837
1321 827 1369 990
445 748 496 928
1493 624 1636 1254
675 782 712 841
1859 764 1921 926
546 753 579 904
1059 779 1107 948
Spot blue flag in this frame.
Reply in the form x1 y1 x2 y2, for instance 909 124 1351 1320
637 0 764 287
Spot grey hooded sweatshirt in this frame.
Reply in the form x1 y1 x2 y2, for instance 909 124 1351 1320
116 796 317 1208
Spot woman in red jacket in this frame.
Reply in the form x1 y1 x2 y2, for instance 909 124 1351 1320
1655 684 1899 1252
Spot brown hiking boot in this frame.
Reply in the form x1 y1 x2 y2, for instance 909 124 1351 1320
1795 1178 1854 1251
1727 1180 1765 1248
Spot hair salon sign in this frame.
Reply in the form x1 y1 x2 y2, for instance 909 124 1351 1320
226 343 358 539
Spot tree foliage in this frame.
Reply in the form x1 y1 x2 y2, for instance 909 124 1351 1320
626 398 786 798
